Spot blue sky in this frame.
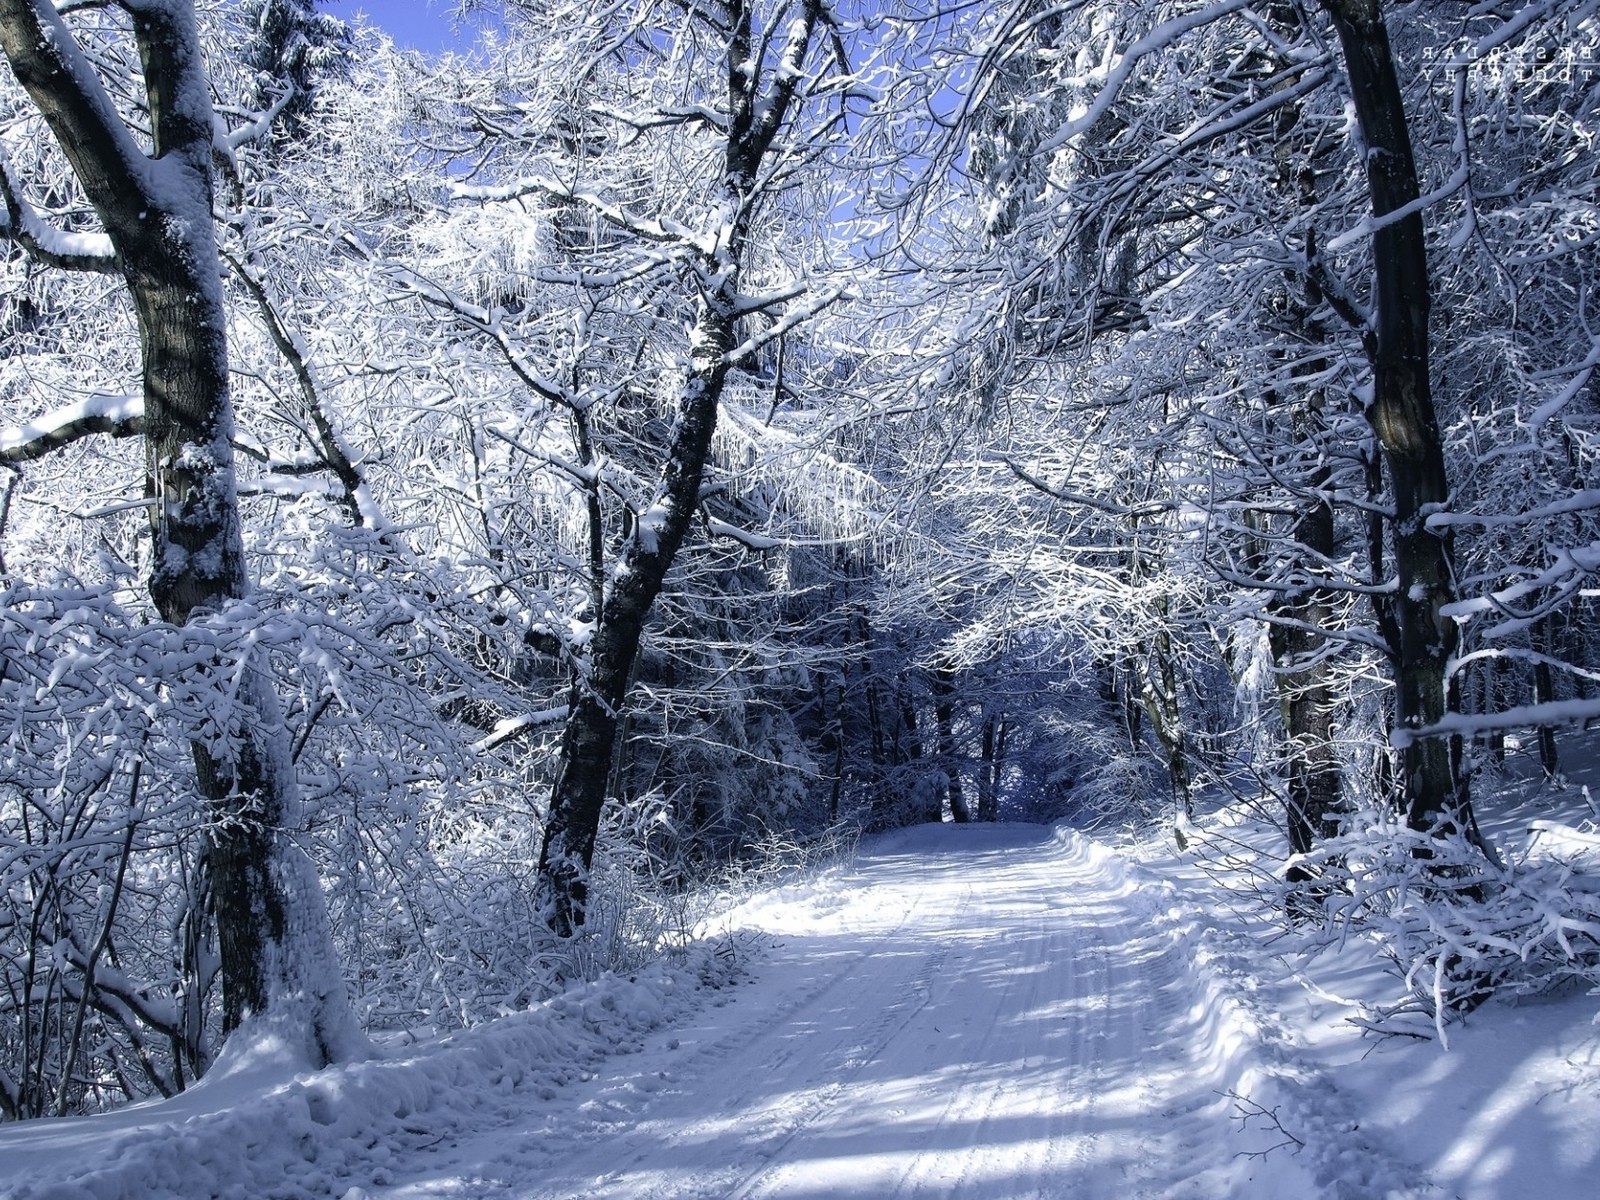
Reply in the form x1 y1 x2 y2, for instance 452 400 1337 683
324 1 483 53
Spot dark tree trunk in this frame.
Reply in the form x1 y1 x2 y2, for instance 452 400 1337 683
1259 8 1348 872
828 681 846 824
538 301 728 935
0 0 357 1062
1319 0 1480 845
932 667 969 823
1138 600 1192 822
900 676 925 764
535 1 825 936
976 711 1006 822
1265 407 1343 862
1270 609 1343 857
1533 616 1560 777
1267 404 1345 867
1116 654 1143 749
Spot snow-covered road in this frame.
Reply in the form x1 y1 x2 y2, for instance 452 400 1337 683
9 817 1598 1200
376 824 1318 1199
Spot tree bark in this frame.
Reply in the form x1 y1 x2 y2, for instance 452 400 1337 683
1319 0 1478 843
932 667 970 822
0 0 358 1063
1263 306 1344 868
535 0 825 936
1532 615 1560 777
976 711 1006 822
1137 597 1192 822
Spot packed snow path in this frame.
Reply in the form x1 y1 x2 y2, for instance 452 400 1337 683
375 823 1326 1199
16 820 1507 1200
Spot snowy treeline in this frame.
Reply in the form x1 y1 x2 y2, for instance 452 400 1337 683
1 0 1598 1119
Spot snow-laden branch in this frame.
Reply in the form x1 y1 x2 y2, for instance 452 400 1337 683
1304 230 1373 344
724 284 849 366
1426 489 1600 533
588 101 729 134
1526 335 1600 437
744 0 825 161
0 146 117 272
216 86 295 155
1033 0 1254 156
1443 543 1599 637
0 392 143 462
1325 160 1472 254
1467 0 1591 60
1454 644 1600 689
470 707 570 753
451 174 716 256
376 260 589 411
704 516 784 550
222 243 390 532
0 0 170 232
1399 697 1600 746
1003 457 1180 518
484 425 643 497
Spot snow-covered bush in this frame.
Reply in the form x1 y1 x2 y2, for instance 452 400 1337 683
1290 816 1600 1043
575 799 859 982
0 584 229 1116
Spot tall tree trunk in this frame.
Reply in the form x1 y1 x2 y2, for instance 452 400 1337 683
1319 0 1480 846
0 0 358 1062
1260 6 1348 870
1532 615 1560 777
538 302 730 936
828 681 846 824
536 1 825 936
976 711 1007 822
1264 403 1345 866
932 667 969 823
1138 599 1193 822
1115 653 1143 749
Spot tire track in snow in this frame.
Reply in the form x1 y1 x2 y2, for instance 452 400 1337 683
377 824 1323 1199
721 828 1186 1200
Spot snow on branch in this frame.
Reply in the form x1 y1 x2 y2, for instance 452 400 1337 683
1454 645 1600 691
0 147 117 273
1444 544 1599 637
704 516 784 551
379 263 583 410
451 174 715 256
1399 697 1600 746
1033 0 1254 156
215 85 295 156
1426 489 1600 533
0 393 143 463
1468 0 1585 60
1003 457 1180 518
723 284 849 366
588 101 729 135
1526 334 1600 437
471 707 570 753
1304 230 1373 345
1325 160 1473 254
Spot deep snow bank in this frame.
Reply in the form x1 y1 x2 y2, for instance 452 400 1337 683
0 941 750 1200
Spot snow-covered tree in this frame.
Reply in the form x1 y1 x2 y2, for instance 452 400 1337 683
0 0 362 1089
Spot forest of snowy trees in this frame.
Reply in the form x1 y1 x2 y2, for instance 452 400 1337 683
1 0 1598 1120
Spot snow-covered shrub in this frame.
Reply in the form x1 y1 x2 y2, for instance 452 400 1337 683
574 798 858 982
1033 712 1168 828
0 584 221 1117
1290 815 1600 1043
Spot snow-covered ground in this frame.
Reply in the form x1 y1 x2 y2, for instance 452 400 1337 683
2 810 1597 1199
